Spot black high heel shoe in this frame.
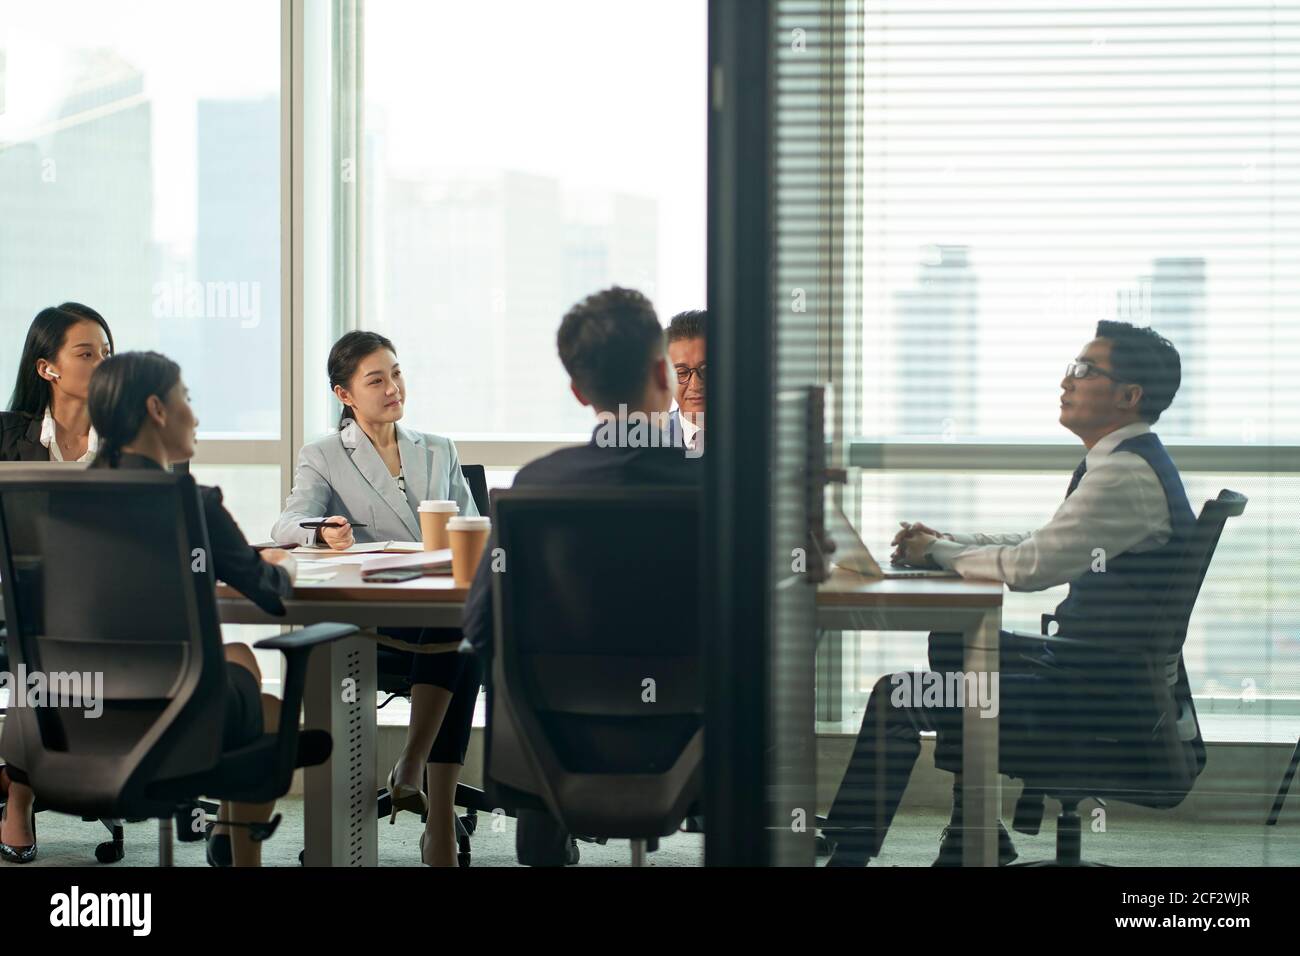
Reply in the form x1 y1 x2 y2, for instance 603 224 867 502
205 822 232 867
0 800 38 864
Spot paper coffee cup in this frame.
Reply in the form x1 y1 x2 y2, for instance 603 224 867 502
418 500 459 551
447 515 491 586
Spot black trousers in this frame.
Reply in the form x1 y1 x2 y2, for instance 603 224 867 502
380 627 481 766
822 630 1066 858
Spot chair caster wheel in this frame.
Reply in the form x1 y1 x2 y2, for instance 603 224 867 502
95 841 124 863
460 813 477 836
458 851 471 867
815 834 834 857
299 849 305 865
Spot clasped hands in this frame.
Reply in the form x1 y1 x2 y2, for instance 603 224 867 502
890 520 952 568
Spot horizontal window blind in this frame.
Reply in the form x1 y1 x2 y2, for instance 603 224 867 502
849 2 1299 706
857 0 1299 446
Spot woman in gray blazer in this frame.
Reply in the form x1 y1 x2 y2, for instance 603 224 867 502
273 331 479 867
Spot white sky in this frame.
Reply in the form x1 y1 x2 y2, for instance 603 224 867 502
364 0 708 318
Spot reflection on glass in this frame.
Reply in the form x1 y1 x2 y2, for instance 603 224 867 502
859 1 1300 444
0 1 280 438
362 0 707 439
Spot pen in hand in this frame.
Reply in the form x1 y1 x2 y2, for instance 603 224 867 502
299 520 368 530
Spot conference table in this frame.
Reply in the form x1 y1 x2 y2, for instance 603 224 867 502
218 564 1004 867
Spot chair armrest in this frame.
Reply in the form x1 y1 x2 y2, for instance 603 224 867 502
255 622 361 773
1037 614 1155 657
1035 632 1149 655
254 622 358 652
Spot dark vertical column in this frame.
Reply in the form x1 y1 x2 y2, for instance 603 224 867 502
705 0 774 867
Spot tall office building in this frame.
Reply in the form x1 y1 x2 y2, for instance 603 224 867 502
1146 257 1205 439
562 191 659 308
893 245 980 439
885 246 980 589
0 52 153 389
378 169 659 436
165 96 281 437
1120 257 1205 439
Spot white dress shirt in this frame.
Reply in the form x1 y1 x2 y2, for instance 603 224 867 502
40 408 98 463
680 414 702 452
926 422 1174 591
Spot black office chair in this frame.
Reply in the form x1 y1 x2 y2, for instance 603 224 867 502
372 463 499 865
1268 736 1300 826
1 629 130 862
0 468 357 865
1007 489 1247 866
484 487 703 866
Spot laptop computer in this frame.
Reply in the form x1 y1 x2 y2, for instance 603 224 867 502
827 503 959 579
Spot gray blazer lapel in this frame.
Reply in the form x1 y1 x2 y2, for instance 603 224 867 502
397 425 431 517
343 420 422 540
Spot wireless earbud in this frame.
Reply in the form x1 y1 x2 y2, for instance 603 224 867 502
47 370 61 381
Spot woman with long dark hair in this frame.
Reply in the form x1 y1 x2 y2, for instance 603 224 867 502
0 303 114 462
0 303 113 863
272 330 479 866
0 351 300 867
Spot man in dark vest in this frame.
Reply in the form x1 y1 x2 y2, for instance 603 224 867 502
823 320 1193 866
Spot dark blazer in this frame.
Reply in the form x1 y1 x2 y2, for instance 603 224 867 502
0 411 49 462
459 427 701 659
459 426 701 864
94 452 292 617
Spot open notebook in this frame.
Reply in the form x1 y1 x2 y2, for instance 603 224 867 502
359 548 453 580
289 540 425 556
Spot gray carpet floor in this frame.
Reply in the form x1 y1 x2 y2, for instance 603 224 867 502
5 798 1296 867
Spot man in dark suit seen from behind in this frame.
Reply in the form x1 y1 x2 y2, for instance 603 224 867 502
459 286 700 865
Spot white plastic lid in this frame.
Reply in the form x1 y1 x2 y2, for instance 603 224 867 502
447 516 490 532
419 500 459 513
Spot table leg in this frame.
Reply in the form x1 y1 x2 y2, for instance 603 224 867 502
303 635 378 866
961 608 1001 867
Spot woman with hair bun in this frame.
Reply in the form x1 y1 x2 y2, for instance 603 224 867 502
272 331 478 867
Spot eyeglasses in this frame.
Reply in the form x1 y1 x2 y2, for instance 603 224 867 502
1065 360 1123 383
675 364 707 385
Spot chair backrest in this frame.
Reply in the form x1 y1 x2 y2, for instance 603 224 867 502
1144 490 1248 656
0 469 227 818
460 463 490 518
1044 489 1247 807
486 486 702 838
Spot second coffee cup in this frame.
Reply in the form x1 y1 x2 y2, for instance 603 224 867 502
447 515 491 587
418 500 459 550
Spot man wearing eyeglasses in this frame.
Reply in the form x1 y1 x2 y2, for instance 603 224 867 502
824 320 1195 867
666 310 706 455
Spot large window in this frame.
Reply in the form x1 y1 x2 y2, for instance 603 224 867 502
0 1 284 681
848 1 1300 704
0 0 282 440
358 0 708 442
